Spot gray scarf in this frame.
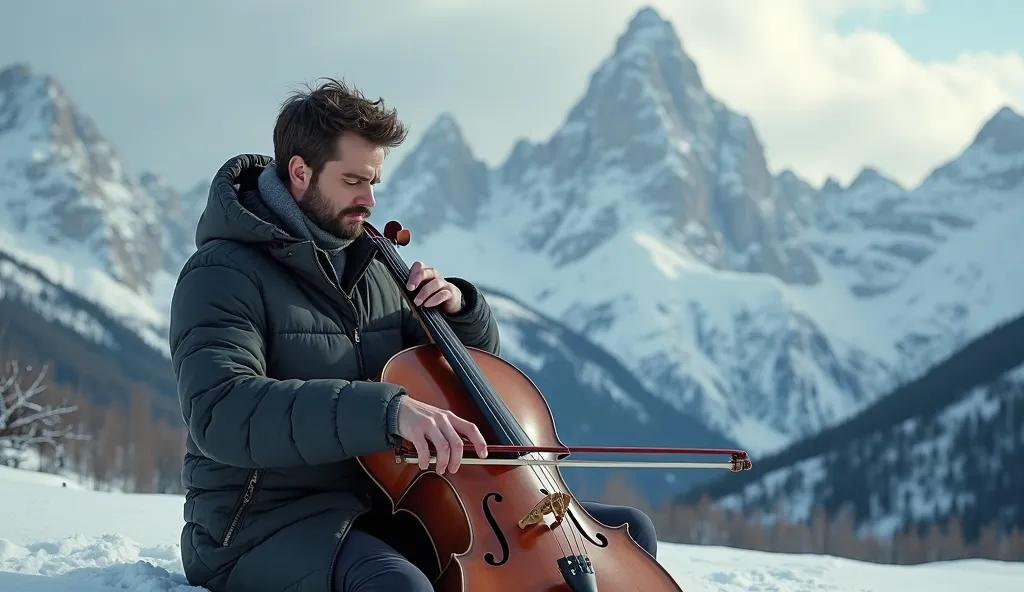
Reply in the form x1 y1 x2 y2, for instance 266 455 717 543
257 162 352 282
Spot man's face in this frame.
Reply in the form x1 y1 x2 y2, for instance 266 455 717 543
289 132 384 240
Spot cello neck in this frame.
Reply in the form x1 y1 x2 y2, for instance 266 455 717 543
363 221 533 451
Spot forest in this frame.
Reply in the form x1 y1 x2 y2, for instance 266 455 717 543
603 476 1024 564
0 346 186 495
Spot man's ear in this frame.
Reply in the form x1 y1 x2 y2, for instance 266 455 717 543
287 156 310 193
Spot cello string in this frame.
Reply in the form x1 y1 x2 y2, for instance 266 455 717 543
393 263 590 559
426 310 587 561
413 284 590 560
374 238 586 561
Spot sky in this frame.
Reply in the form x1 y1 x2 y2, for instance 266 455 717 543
1 0 1022 191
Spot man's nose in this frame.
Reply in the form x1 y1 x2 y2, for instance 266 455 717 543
353 187 375 208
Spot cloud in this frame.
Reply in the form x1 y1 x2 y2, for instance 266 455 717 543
4 0 1019 192
636 0 1024 187
374 0 1023 188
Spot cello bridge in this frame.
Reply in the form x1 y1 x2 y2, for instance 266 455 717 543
518 492 572 529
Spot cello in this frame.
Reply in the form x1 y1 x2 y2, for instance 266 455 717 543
357 220 752 592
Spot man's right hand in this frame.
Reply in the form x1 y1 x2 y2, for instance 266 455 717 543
396 397 488 475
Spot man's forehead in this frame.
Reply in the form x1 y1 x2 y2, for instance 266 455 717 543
337 161 382 182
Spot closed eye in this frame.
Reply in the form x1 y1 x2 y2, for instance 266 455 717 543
342 172 379 185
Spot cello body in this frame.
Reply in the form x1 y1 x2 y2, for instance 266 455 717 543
358 346 684 591
356 220 684 591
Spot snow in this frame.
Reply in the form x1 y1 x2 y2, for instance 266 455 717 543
0 229 170 355
2 465 1023 591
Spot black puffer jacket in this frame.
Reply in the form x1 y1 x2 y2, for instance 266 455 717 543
168 154 500 591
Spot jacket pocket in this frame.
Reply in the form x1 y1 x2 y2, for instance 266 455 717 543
221 469 263 547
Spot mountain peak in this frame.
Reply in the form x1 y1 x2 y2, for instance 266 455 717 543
609 6 699 86
969 104 1024 156
921 104 1024 190
0 62 73 130
376 111 489 238
482 6 807 279
617 6 676 50
557 5 706 163
383 111 477 191
0 63 116 172
849 166 902 192
419 111 466 148
0 62 35 89
391 112 476 179
821 176 844 194
0 63 164 292
0 63 61 103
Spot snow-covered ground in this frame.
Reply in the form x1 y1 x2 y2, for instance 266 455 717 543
1 466 1022 591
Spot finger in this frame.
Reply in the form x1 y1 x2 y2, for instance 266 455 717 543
413 277 446 306
412 270 438 292
409 432 430 471
421 289 453 309
407 262 436 290
436 415 465 473
425 421 450 475
406 261 421 290
449 414 488 459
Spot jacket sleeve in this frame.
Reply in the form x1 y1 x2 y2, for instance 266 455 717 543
401 276 501 356
169 260 405 469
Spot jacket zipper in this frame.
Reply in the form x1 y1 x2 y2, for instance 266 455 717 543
221 469 263 546
344 296 368 380
314 246 369 381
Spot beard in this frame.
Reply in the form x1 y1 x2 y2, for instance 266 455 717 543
299 182 370 241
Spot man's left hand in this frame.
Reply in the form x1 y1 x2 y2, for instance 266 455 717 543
406 261 463 315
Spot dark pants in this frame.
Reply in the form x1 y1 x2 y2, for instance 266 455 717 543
331 501 658 591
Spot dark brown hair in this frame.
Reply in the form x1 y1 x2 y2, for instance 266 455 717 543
272 77 408 185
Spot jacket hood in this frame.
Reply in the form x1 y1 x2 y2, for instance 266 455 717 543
195 154 297 249
193 153 382 296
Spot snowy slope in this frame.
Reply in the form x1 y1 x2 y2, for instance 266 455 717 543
0 230 170 354
368 7 1024 455
684 308 1024 540
716 364 1023 540
3 465 1024 591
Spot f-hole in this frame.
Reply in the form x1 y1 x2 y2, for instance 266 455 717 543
482 492 510 566
540 488 608 548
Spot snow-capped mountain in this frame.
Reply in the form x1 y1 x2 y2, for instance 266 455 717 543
0 62 209 347
0 49 746 501
370 7 1024 455
0 64 165 294
0 230 739 501
1 5 1021 466
681 310 1024 540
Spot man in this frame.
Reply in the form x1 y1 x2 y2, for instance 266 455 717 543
169 78 658 592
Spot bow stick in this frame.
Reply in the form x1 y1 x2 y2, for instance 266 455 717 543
394 443 754 472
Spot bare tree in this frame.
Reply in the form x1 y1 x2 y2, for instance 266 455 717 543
0 360 88 467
